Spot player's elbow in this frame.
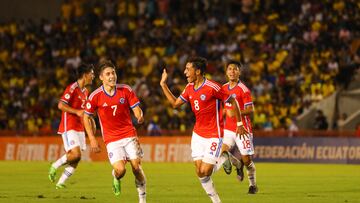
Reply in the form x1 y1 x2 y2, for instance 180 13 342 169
58 102 64 110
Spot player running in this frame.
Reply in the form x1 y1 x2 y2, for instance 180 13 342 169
83 61 147 203
160 57 246 203
48 64 95 189
221 61 258 194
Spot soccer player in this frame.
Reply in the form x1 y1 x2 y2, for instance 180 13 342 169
83 61 147 203
221 61 258 194
48 64 95 189
160 57 245 203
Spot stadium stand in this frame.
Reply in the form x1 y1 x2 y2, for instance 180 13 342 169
0 0 359 136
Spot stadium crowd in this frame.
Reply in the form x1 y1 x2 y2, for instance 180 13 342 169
0 0 359 135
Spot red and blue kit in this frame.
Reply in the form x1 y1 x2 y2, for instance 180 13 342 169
58 82 88 134
180 78 231 138
222 81 253 134
85 84 140 145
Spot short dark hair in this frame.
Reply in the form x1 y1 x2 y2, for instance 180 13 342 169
187 57 207 74
98 61 116 74
77 63 94 79
226 60 243 70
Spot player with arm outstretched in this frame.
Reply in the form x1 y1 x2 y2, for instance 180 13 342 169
222 61 258 194
83 61 147 203
160 57 246 203
48 64 95 189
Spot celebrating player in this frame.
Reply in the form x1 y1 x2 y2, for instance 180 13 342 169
222 61 258 194
48 64 95 189
160 57 245 203
83 61 147 203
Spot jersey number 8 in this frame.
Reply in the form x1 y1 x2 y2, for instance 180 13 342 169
194 100 200 110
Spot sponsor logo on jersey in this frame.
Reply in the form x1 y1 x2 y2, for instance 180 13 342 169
232 93 236 98
119 98 125 104
102 102 108 107
200 94 206 101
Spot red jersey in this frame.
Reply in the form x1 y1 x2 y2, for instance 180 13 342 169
222 81 253 134
85 84 140 145
58 82 88 134
180 78 231 138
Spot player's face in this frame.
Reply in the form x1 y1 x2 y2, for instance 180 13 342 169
100 67 117 87
184 62 198 83
85 70 95 85
226 64 240 82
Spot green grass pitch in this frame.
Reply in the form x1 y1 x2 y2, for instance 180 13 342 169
0 161 359 203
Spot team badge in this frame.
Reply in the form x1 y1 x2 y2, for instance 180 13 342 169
119 98 125 104
108 152 113 158
70 140 75 145
200 94 206 101
86 103 91 109
65 94 70 99
232 93 236 98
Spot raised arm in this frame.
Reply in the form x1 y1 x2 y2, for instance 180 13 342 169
83 113 100 153
160 69 185 109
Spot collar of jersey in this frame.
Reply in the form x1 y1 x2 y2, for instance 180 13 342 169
76 81 87 93
102 85 117 97
228 80 240 91
193 77 206 92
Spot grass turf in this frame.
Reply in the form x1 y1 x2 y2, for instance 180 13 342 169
0 161 359 203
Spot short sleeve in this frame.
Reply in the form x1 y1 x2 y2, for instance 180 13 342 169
60 86 73 104
85 94 97 115
242 91 253 107
179 86 189 103
214 87 231 103
127 88 140 109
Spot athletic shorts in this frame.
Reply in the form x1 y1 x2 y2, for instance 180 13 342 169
191 131 222 165
61 130 86 152
223 129 254 155
106 137 143 165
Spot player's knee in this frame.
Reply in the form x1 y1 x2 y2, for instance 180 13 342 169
198 168 212 177
68 150 81 163
242 156 252 166
114 167 126 178
131 165 141 175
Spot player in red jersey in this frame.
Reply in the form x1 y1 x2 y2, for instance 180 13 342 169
83 61 146 203
160 57 245 203
222 61 258 194
48 64 95 189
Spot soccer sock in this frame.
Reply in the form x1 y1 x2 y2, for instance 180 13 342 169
52 154 67 169
246 161 256 186
199 176 221 203
57 165 75 185
135 166 146 202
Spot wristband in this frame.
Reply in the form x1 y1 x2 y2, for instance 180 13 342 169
237 121 243 127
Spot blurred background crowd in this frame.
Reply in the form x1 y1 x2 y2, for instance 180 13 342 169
0 0 359 135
